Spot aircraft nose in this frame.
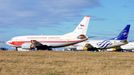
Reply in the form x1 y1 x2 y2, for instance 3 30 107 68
6 40 13 45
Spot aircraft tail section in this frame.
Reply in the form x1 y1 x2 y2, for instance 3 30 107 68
64 16 90 38
72 16 90 35
114 25 130 40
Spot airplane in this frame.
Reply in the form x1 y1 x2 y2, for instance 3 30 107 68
6 16 90 51
120 42 134 52
63 25 131 52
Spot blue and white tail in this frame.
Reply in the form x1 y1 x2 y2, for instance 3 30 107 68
64 16 90 38
97 25 130 48
113 25 130 40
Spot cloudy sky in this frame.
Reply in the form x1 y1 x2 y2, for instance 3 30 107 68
0 0 134 42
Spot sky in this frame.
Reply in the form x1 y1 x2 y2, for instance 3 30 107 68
0 0 134 44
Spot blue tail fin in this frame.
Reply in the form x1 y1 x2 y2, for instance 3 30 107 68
114 25 130 40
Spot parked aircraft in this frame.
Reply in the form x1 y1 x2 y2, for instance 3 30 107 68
64 25 130 51
6 16 90 50
120 42 134 52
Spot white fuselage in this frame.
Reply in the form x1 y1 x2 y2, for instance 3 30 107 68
7 35 87 48
64 39 126 50
121 42 134 50
87 40 125 49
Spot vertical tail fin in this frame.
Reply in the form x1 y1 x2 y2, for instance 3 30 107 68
114 25 130 40
64 16 90 37
72 16 90 35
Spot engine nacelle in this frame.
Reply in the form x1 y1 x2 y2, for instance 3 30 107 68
21 43 31 49
16 43 32 51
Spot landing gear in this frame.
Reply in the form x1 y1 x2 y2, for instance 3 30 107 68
15 47 18 51
36 45 52 50
30 40 52 50
83 43 99 52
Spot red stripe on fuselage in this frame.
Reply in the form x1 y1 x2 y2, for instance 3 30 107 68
9 41 25 46
9 40 81 46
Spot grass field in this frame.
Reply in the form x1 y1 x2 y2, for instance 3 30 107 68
0 51 134 75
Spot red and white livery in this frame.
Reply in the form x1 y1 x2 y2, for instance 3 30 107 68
7 16 90 50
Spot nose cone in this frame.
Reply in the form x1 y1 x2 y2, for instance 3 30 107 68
6 40 13 46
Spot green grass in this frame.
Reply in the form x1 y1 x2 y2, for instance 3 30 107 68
0 51 134 75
